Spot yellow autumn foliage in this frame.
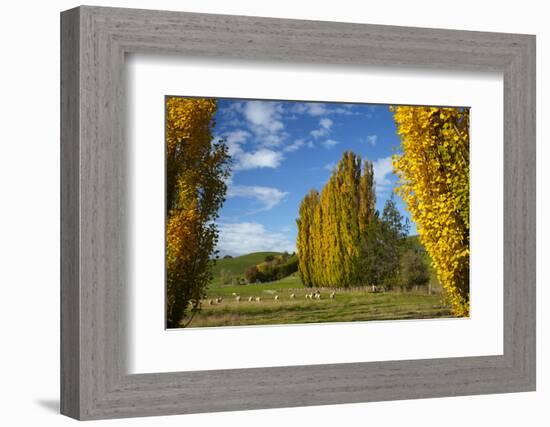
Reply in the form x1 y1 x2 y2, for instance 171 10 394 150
296 152 376 287
391 106 470 316
165 97 230 328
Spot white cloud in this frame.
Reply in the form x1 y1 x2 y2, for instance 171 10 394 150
243 101 283 131
227 185 288 211
290 102 328 117
218 130 285 171
288 103 307 114
216 222 296 256
322 139 339 149
224 129 250 145
220 129 250 156
234 148 284 170
366 135 378 146
304 103 328 116
310 117 334 139
283 139 307 153
320 118 333 129
372 156 394 193
333 105 360 116
290 102 360 117
310 129 326 138
242 101 286 147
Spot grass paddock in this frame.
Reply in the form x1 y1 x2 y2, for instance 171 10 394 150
186 273 454 328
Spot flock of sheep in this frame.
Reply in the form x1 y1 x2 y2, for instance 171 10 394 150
206 290 337 306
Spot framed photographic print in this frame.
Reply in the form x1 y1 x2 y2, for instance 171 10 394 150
61 5 536 420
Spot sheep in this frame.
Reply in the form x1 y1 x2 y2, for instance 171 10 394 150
216 297 223 303
315 293 321 300
274 295 279 301
255 297 261 302
330 291 336 299
231 292 237 296
208 299 214 305
248 296 253 302
306 293 313 300
290 293 295 299
235 295 241 302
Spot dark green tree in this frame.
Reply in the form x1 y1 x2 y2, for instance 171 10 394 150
399 248 430 289
381 193 410 240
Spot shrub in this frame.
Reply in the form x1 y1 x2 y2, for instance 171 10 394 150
247 256 299 283
219 269 232 285
399 248 430 290
245 266 260 283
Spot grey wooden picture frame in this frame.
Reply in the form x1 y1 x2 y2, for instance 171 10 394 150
60 5 536 421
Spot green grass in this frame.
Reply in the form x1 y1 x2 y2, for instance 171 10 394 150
187 248 453 328
188 273 454 328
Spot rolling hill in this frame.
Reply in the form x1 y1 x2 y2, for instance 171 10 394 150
211 252 283 278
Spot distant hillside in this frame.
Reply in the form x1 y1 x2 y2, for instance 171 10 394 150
211 252 283 278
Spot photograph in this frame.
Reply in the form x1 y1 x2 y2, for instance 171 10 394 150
165 96 470 329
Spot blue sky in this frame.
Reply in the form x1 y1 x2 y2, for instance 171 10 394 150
211 98 416 256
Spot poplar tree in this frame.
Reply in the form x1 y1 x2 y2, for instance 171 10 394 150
296 190 319 287
165 97 231 328
392 106 470 316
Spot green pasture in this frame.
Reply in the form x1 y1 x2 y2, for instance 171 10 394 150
189 273 453 328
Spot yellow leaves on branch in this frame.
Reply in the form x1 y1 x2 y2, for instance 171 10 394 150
391 106 470 316
165 97 230 328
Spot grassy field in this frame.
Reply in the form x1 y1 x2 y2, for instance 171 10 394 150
183 250 453 328
188 272 453 328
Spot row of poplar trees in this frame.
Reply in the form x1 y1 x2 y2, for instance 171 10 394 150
296 152 409 289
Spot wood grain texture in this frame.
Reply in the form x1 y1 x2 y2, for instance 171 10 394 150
60 5 536 420
60 7 80 419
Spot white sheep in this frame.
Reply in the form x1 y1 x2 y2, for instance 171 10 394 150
330 291 336 299
274 295 279 301
255 297 261 302
290 293 295 299
235 296 241 302
248 296 253 302
208 299 214 305
216 297 223 303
